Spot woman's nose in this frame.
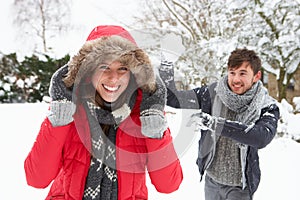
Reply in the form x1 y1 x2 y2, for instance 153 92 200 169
107 70 119 80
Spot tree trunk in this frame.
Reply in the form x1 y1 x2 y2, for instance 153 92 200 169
277 67 287 102
268 73 278 100
294 67 300 92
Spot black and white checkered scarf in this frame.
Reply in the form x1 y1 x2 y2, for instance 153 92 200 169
82 89 137 200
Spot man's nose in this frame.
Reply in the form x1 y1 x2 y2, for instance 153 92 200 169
232 74 241 83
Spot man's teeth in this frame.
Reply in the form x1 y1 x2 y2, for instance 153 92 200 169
104 85 119 91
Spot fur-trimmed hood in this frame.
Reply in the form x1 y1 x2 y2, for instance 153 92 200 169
63 35 156 93
48 25 168 139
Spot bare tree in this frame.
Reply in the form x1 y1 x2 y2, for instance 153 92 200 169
12 0 72 54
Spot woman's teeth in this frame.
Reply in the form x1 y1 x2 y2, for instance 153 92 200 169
103 84 119 92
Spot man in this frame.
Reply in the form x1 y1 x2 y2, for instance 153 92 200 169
159 48 280 200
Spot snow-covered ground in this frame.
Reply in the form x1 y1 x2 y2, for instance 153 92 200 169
0 99 299 200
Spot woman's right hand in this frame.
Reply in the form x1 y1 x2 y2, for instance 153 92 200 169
47 100 76 127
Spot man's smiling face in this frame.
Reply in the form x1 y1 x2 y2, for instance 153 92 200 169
227 61 261 95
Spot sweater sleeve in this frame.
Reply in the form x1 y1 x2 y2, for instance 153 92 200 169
24 117 73 188
145 127 183 193
218 104 280 149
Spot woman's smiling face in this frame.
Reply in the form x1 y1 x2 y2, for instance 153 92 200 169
92 61 130 102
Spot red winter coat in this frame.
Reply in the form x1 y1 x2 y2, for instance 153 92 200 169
24 89 183 200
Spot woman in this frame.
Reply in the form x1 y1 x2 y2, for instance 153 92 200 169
24 25 183 200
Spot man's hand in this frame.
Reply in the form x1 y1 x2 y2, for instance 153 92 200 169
187 110 216 131
158 60 177 91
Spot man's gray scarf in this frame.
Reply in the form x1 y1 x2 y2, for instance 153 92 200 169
214 76 274 125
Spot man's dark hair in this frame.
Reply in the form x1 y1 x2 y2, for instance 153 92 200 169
227 48 261 75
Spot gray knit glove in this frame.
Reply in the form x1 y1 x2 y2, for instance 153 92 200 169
139 74 168 139
47 100 76 127
48 65 72 101
140 109 168 139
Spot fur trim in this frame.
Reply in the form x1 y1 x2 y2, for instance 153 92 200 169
63 35 156 93
118 49 156 93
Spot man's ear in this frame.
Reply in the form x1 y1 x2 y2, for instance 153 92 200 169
254 71 262 82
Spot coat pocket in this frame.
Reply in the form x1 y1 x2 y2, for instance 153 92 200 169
49 194 65 199
133 195 147 200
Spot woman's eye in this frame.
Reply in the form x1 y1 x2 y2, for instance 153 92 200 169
98 65 109 70
119 67 129 71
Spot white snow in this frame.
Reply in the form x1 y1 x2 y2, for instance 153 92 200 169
0 100 299 200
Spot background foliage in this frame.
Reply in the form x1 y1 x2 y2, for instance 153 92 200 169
0 53 70 103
